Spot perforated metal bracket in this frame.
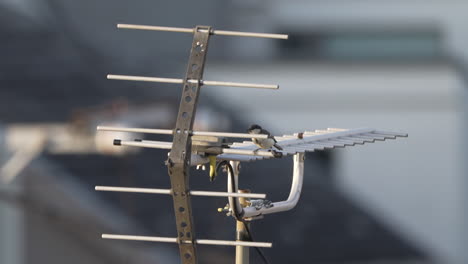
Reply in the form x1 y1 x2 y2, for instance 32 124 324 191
167 25 211 264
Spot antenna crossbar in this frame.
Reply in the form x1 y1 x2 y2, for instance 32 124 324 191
102 234 272 248
97 125 269 139
107 74 279 89
113 139 280 157
95 186 267 199
117 23 288 40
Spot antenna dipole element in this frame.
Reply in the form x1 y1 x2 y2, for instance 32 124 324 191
107 74 279 89
117 24 289 39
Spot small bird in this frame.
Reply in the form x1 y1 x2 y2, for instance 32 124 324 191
247 124 283 151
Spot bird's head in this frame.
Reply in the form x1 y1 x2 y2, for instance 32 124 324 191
247 124 262 134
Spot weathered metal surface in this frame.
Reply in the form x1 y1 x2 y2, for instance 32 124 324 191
166 25 211 264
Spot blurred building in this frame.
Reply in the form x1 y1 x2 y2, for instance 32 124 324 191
1 1 467 264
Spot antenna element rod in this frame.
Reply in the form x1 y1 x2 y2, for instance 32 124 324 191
97 126 268 139
95 186 267 199
117 24 288 39
102 234 272 248
107 74 279 89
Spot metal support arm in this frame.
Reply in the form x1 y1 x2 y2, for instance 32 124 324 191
242 153 305 218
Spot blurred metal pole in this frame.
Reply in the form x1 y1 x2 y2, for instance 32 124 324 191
236 189 250 264
464 65 468 264
0 125 24 264
451 57 468 264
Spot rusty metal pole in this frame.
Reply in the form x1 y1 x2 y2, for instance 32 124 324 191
236 189 250 264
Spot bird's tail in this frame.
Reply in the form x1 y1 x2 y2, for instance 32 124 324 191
274 143 283 151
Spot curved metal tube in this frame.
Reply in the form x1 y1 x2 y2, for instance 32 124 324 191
242 153 305 218
227 161 244 217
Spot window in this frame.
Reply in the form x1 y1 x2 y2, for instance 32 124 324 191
278 29 442 61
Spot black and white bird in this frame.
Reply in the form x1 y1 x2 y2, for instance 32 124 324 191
247 124 283 151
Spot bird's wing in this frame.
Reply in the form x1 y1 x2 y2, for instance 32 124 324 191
260 128 277 141
260 128 271 136
216 128 407 162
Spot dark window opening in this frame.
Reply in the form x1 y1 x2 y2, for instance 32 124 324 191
278 29 443 62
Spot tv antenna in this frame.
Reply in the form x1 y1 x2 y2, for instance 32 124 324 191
95 23 407 264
